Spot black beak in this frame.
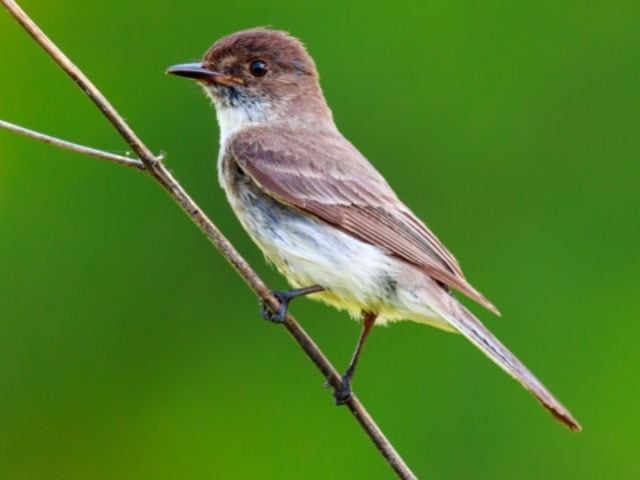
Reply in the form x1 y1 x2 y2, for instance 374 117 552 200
166 62 221 81
166 62 243 86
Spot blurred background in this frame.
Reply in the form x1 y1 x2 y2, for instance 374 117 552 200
1 0 638 478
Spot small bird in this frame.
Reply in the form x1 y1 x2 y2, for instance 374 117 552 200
167 28 581 431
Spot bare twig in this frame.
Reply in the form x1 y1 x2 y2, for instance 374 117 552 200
0 120 145 169
0 1 418 478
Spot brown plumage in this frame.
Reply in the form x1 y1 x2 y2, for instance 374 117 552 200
230 126 500 315
227 125 580 431
167 27 582 432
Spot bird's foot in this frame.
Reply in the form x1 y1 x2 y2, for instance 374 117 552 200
323 374 353 405
334 375 353 405
260 285 325 324
260 290 291 324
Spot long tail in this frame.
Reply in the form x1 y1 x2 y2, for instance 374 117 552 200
430 293 581 431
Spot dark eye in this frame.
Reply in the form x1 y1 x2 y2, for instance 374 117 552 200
249 60 268 77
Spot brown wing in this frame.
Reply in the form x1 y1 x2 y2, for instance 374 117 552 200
230 126 499 315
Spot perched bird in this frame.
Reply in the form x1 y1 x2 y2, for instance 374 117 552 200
167 28 581 431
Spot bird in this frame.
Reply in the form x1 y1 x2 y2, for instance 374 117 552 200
167 27 581 431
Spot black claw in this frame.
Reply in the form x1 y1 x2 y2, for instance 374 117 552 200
333 375 353 405
260 291 290 323
260 286 325 324
260 302 282 323
323 375 353 405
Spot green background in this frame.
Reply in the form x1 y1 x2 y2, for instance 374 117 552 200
1 1 638 478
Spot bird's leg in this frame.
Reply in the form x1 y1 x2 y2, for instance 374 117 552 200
333 311 377 405
261 285 325 323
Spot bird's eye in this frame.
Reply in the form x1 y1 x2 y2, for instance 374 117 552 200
249 60 268 77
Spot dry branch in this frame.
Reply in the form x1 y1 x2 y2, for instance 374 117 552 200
0 1 417 478
0 120 145 169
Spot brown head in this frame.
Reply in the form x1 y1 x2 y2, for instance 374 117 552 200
167 28 332 124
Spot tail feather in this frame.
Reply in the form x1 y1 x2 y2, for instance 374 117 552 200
433 295 581 431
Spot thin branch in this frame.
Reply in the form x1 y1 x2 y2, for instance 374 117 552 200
0 120 145 169
0 1 418 479
0 0 155 165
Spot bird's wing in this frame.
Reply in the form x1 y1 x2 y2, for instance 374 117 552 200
229 126 499 314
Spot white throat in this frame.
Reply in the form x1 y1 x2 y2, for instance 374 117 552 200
215 105 258 146
204 88 271 147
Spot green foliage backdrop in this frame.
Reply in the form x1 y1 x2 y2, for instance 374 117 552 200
1 1 638 478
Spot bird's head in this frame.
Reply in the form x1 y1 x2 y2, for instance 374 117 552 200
167 28 331 129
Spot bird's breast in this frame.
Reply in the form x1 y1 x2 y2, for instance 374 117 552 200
217 153 398 312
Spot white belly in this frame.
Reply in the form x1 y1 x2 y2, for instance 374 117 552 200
219 156 452 330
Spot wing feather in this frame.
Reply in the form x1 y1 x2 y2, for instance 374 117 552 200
230 126 499 314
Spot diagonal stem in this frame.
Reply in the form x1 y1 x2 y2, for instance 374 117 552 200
0 0 155 165
0 1 418 479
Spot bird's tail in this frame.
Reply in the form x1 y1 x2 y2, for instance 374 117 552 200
430 292 581 431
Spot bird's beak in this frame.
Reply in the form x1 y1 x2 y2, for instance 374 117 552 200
166 62 243 86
